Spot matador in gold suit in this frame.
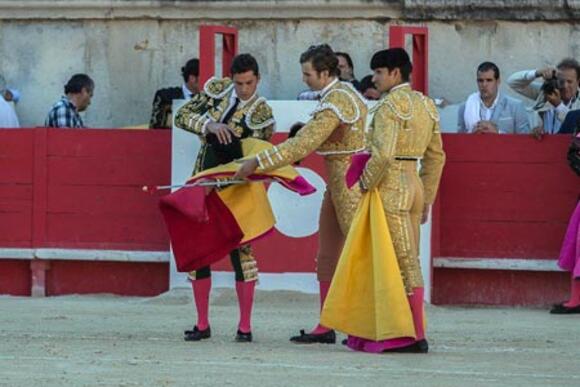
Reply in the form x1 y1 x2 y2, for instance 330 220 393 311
237 72 367 344
173 60 275 343
348 48 445 353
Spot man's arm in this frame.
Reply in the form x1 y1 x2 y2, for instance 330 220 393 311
507 70 543 101
173 92 212 135
420 121 446 205
359 107 399 191
255 109 340 172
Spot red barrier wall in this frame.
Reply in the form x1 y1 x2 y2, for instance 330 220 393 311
0 129 171 296
1 130 577 305
432 134 578 306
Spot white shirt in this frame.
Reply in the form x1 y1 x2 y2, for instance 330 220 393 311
480 93 500 121
0 97 19 128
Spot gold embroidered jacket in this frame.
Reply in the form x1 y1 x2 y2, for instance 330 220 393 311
174 77 275 172
255 80 366 171
360 84 446 204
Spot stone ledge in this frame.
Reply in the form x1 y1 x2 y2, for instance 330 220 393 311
0 0 401 20
403 0 580 21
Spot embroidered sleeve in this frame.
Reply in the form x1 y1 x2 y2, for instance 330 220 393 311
359 105 400 191
173 92 212 135
420 120 446 204
255 109 340 172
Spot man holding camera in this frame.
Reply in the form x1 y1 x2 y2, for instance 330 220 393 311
508 58 580 135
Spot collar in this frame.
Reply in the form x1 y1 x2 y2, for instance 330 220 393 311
390 82 411 93
61 95 78 111
182 84 195 99
231 89 258 108
480 92 500 109
320 78 339 98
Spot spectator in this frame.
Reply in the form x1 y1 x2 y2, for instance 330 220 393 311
335 52 360 90
358 75 381 100
0 91 19 128
0 75 20 128
458 62 529 134
149 58 199 129
45 74 94 128
508 58 580 135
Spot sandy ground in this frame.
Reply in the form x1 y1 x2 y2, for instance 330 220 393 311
0 289 578 387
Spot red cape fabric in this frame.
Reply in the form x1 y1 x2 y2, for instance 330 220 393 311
159 187 243 272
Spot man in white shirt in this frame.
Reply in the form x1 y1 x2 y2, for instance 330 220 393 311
0 88 19 128
458 62 529 134
508 58 580 135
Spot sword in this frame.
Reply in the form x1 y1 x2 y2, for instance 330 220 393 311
142 178 273 193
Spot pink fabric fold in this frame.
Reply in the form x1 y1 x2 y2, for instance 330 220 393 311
188 172 316 196
345 152 371 189
558 201 580 279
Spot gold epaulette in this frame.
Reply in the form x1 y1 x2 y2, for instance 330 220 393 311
311 85 360 124
417 92 440 122
203 77 234 99
246 97 275 130
374 88 413 121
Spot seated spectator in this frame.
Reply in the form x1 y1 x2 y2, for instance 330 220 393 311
458 62 529 134
335 52 360 90
149 58 199 129
45 74 94 128
358 75 381 100
508 58 580 135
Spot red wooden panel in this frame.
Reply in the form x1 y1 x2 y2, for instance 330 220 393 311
440 162 577 196
32 128 48 247
0 157 34 183
46 213 169 250
0 211 32 246
212 231 319 273
47 156 169 186
440 191 577 222
47 185 164 215
432 268 569 306
441 133 573 163
47 129 171 157
0 129 34 155
440 220 568 258
0 260 31 296
46 261 169 296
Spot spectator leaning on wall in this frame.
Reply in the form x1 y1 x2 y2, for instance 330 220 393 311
508 58 580 136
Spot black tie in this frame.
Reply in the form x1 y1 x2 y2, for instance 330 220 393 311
221 98 240 125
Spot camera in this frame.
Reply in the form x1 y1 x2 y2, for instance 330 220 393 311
541 70 564 96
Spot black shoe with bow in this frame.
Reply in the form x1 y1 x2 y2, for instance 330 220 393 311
289 329 336 344
550 302 580 314
235 330 253 343
184 326 211 341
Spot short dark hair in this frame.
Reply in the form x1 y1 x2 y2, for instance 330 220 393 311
477 62 500 79
230 54 259 76
64 74 94 94
335 52 354 70
370 48 413 82
300 44 340 77
359 75 375 92
181 58 199 83
557 57 580 80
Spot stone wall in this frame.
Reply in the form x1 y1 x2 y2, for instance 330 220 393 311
0 0 578 129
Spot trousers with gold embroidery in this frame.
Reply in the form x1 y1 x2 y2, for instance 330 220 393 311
189 244 258 282
378 160 424 293
316 155 362 282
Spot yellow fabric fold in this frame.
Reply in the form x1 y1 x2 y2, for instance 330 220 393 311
320 189 416 341
216 182 275 244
